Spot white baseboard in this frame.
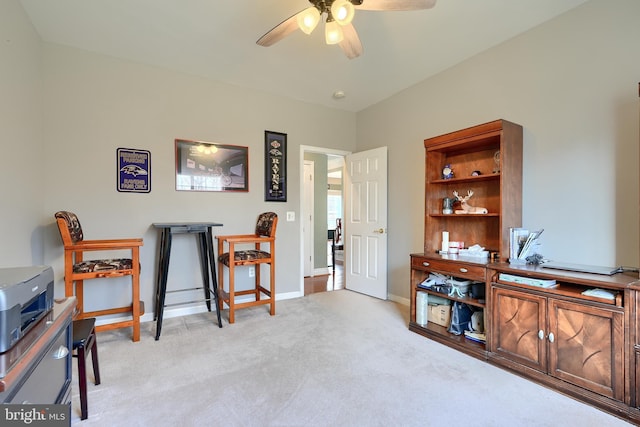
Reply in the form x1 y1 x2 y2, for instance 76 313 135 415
388 293 410 307
94 291 304 327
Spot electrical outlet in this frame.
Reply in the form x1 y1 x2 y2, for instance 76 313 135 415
249 266 255 277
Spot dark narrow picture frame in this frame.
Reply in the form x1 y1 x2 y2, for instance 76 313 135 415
264 130 287 202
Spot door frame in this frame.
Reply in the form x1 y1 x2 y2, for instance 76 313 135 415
299 145 351 295
303 160 314 277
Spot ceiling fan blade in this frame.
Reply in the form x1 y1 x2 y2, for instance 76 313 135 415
354 0 436 11
338 23 363 59
256 9 305 47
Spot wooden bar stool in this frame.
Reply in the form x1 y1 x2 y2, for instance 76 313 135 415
54 211 144 342
216 212 277 323
73 318 101 420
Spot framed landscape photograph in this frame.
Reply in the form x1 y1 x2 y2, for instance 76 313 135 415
175 139 248 192
264 130 287 202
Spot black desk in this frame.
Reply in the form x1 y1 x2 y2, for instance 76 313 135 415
152 222 223 340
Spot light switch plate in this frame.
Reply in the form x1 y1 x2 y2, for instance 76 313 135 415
286 211 295 221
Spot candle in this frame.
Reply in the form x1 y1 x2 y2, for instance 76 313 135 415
441 231 449 252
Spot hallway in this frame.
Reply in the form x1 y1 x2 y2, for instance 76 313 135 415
304 263 344 295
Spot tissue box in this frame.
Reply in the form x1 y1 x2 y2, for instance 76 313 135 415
428 305 451 327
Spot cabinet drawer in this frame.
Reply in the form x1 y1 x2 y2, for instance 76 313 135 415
7 326 70 404
412 257 485 281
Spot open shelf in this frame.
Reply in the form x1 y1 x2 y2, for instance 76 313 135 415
409 321 486 353
430 174 500 185
494 279 623 308
416 286 486 309
429 213 500 218
424 119 522 261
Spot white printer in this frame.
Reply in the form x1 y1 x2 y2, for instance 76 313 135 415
0 266 54 353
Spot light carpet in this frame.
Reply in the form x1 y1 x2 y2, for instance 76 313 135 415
70 290 631 426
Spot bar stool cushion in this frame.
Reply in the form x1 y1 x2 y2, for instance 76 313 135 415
72 259 133 273
219 250 271 265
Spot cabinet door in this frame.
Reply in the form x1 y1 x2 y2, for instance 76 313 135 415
548 299 624 401
636 349 640 408
492 287 547 372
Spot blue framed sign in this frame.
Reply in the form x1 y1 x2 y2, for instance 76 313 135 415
117 148 151 193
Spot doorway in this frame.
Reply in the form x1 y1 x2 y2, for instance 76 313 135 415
299 146 350 296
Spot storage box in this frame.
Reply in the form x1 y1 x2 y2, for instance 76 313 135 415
428 304 451 327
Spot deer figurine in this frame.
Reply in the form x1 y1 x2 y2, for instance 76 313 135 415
453 190 488 214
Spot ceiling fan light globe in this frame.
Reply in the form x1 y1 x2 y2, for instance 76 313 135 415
297 7 321 35
331 0 355 25
325 20 344 44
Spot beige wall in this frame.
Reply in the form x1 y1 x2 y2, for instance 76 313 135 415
37 44 356 316
356 0 640 302
3 0 639 313
0 0 44 266
1 0 357 323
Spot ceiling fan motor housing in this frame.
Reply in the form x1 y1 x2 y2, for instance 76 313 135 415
310 0 363 14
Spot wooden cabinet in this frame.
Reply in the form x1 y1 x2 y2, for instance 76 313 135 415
409 254 639 420
487 265 637 419
632 284 640 414
491 286 547 371
492 284 624 400
409 253 488 358
409 118 640 422
424 119 522 261
409 119 522 358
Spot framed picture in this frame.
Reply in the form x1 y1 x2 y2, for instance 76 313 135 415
264 130 287 202
175 139 248 192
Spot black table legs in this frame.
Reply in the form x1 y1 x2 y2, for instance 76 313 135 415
154 226 222 340
204 229 223 328
153 228 172 340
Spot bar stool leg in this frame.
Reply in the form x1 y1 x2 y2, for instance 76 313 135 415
90 338 101 386
73 318 100 421
77 344 88 420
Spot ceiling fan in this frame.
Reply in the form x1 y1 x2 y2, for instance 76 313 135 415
256 0 437 59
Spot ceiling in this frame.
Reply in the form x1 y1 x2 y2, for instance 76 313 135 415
19 0 588 112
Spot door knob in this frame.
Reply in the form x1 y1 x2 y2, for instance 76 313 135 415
373 228 385 234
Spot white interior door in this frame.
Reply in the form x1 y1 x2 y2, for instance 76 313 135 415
344 147 388 299
303 161 314 277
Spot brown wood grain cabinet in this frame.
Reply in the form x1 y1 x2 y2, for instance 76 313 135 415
423 119 522 261
410 119 522 358
409 254 488 358
409 118 640 423
491 283 624 401
486 265 635 421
